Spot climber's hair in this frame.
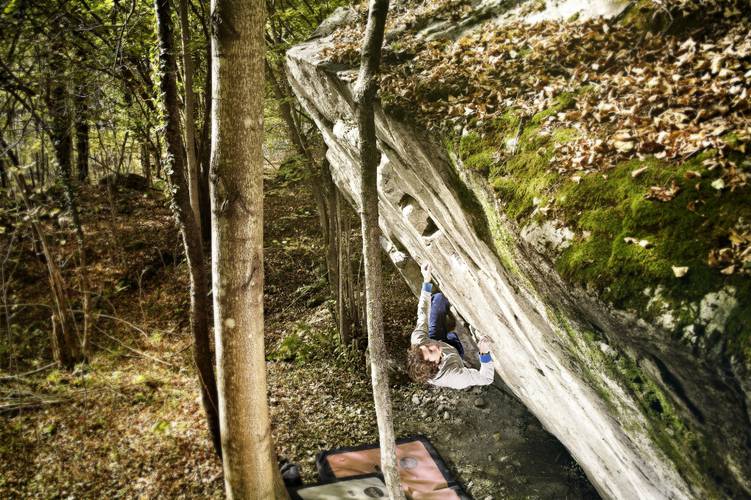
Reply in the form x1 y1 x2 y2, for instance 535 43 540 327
407 345 439 384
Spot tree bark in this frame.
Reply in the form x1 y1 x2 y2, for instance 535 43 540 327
140 142 152 187
321 160 357 344
43 44 91 363
75 89 90 183
197 24 212 244
178 0 202 235
0 156 7 188
49 88 73 180
154 0 222 457
209 0 287 497
353 0 403 498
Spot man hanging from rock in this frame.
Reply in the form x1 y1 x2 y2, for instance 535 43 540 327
407 263 495 389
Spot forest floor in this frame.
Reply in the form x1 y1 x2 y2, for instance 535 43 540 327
1 155 598 499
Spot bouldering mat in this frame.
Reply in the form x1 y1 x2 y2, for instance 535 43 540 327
291 475 388 499
315 436 470 499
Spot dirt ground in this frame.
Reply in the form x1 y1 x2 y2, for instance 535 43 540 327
0 159 598 498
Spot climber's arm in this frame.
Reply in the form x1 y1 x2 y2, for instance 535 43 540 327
411 263 433 346
431 353 495 389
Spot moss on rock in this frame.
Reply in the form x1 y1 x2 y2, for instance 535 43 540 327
554 153 751 355
553 310 722 497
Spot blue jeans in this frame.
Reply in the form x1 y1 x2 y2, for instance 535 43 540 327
429 292 464 359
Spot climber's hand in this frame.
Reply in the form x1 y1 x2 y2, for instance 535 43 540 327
478 336 492 354
421 263 432 283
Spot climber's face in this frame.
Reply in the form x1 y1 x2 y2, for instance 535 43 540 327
419 342 442 364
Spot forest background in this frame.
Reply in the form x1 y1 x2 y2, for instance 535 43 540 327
0 0 397 496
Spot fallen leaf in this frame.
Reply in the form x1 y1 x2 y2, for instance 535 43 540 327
631 166 648 178
614 140 635 153
720 265 735 275
645 180 681 202
711 178 725 190
672 266 689 278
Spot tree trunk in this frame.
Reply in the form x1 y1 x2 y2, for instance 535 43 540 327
75 89 90 183
198 33 212 244
44 53 91 364
49 88 73 180
209 0 286 497
321 160 357 344
154 0 222 457
0 156 7 188
153 133 163 179
70 89 92 352
178 0 202 235
353 0 404 498
40 135 47 186
140 142 152 187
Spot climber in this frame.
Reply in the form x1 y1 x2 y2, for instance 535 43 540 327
428 290 463 358
407 263 495 389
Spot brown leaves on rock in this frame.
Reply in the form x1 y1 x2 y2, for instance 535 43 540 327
325 3 750 191
322 1 751 279
708 229 751 275
645 180 681 202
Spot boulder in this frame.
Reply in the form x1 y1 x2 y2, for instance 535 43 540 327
286 2 750 498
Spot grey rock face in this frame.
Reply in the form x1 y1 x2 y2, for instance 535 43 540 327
286 5 750 499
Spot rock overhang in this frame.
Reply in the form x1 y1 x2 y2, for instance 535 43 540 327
286 1 751 498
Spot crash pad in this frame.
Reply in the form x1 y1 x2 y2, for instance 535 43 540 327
313 436 469 499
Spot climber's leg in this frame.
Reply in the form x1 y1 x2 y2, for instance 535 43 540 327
446 331 465 359
429 292 450 341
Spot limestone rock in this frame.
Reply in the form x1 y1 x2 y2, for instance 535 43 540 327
286 2 750 498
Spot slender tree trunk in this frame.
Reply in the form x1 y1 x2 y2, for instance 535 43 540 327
353 1 403 498
0 157 7 188
75 89 90 183
49 88 73 180
321 160 356 344
341 194 361 338
209 0 286 497
140 142 152 187
153 133 163 179
198 34 212 244
154 0 222 457
40 135 47 185
178 0 202 235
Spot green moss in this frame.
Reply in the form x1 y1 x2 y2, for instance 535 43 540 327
458 132 499 175
553 310 719 497
531 92 576 125
464 150 496 175
448 85 750 363
493 108 523 135
556 154 751 338
487 125 578 220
